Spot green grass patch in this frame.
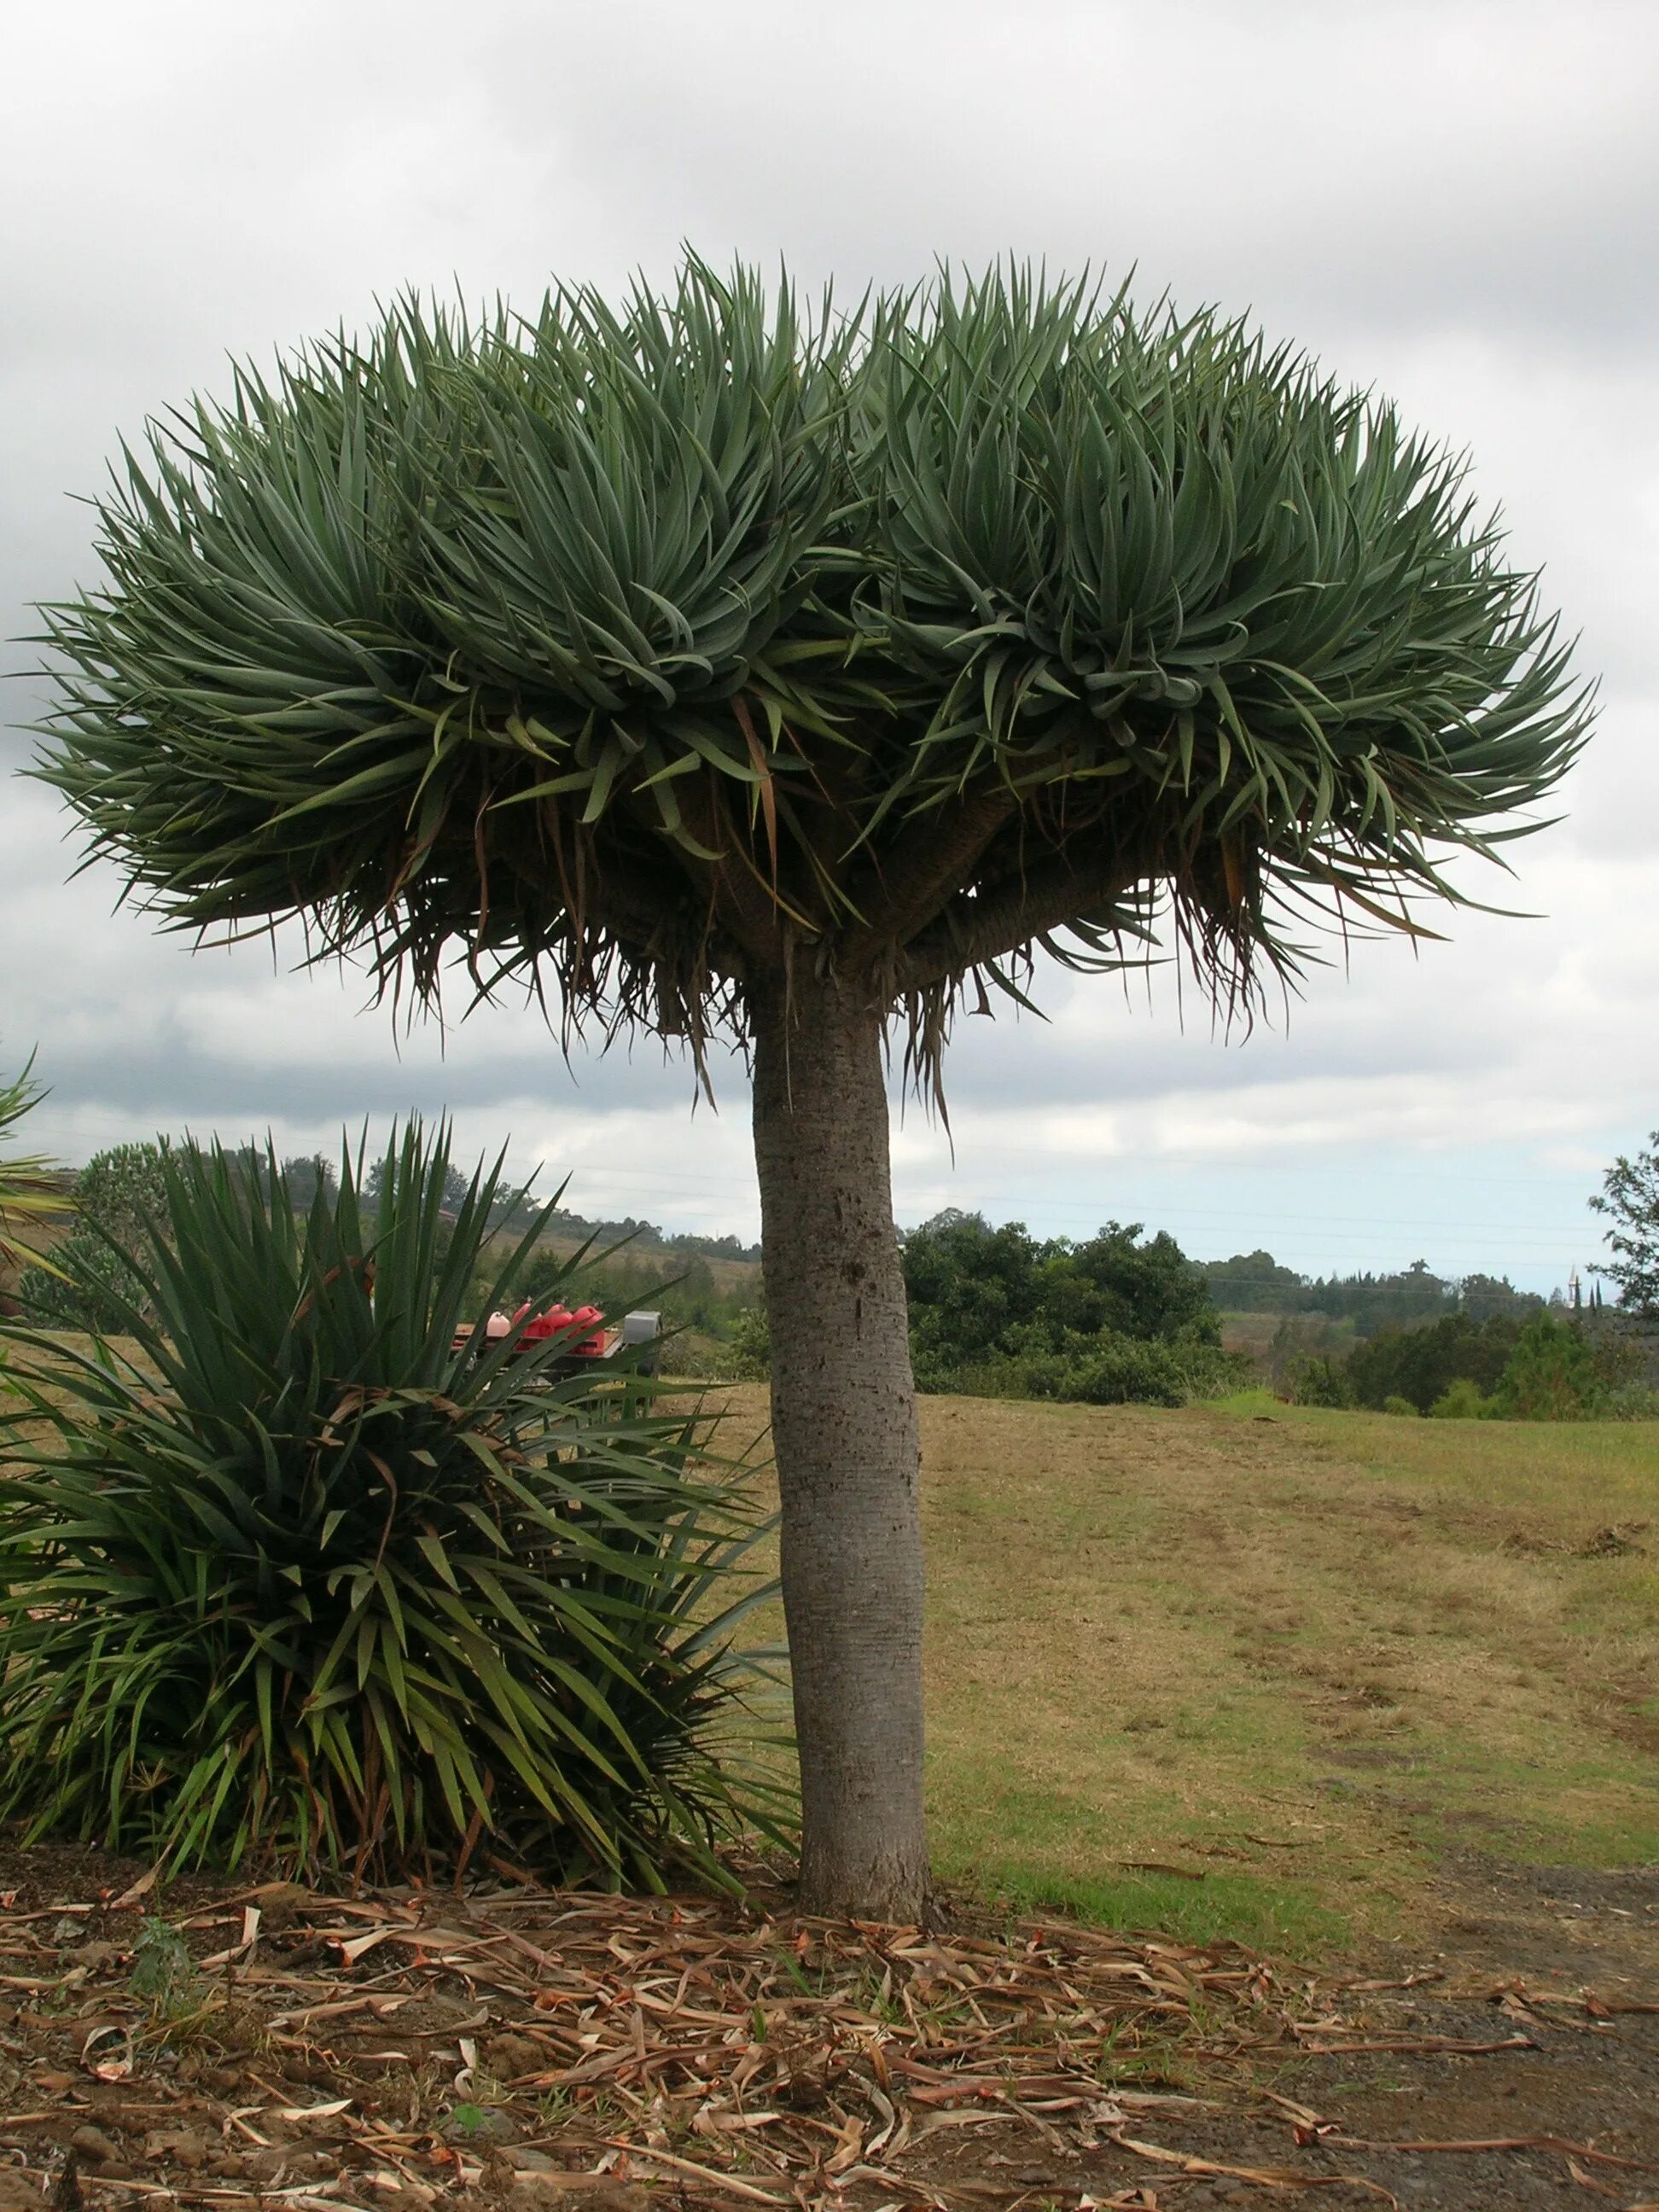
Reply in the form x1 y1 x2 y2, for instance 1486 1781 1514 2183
962 1859 1348 1953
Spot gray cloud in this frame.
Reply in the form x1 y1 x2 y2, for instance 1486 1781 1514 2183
2 0 1653 1282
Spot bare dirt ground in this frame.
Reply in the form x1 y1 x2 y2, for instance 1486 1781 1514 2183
0 1846 1653 2212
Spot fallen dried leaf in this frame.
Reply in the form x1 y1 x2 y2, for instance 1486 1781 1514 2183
79 2026 132 2084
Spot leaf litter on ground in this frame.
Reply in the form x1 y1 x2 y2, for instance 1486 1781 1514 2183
0 1868 1653 2212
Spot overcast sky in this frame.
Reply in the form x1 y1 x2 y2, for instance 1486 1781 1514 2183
3 0 1656 1289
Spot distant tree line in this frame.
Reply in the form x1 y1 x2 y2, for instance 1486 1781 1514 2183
1286 1309 1650 1421
1201 1249 1545 1335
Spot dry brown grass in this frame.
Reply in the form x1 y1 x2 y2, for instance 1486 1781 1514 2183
706 1383 1659 1948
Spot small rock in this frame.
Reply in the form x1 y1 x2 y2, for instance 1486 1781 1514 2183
205 2154 247 2180
1014 2171 1054 2188
504 2151 559 2174
142 2130 211 2172
67 2130 120 2166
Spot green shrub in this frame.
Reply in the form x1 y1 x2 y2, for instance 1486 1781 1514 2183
725 1305 771 1382
0 1126 787 1888
1428 1378 1493 1419
1493 1313 1600 1421
1283 1354 1353 1409
904 1213 1221 1384
901 1213 1236 1406
934 1329 1243 1408
1346 1313 1525 1413
1595 1381 1659 1420
1382 1394 1421 1418
19 1139 170 1331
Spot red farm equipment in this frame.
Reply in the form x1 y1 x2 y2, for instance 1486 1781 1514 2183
451 1300 662 1379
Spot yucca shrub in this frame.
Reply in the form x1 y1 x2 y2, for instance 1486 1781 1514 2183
0 1125 787 1887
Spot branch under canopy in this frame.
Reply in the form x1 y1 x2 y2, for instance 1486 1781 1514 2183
38 259 1593 1087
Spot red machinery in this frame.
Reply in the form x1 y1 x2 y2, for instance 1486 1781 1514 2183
451 1301 661 1376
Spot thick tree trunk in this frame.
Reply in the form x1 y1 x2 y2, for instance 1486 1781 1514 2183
749 969 929 1923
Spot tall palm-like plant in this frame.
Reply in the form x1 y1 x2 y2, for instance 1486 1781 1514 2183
37 261 1592 1917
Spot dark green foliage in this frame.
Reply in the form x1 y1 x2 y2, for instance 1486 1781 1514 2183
282 1154 340 1210
1284 1354 1355 1409
1456 1273 1545 1324
1493 1313 1600 1421
19 1139 170 1330
1289 1261 1454 1335
901 1210 1237 1405
1592 1132 1659 1314
1345 1313 1527 1414
38 262 1591 1085
946 1334 1240 1410
0 1126 786 1887
903 1213 1054 1379
1202 1249 1306 1308
1202 1252 1479 1334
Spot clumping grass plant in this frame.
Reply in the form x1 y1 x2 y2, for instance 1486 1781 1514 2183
0 1124 788 1888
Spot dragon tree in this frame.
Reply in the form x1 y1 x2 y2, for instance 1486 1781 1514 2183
39 262 1592 1919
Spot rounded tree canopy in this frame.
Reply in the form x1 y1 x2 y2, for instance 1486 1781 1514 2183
40 259 1592 1080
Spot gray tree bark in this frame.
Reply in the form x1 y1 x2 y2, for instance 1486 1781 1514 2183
748 968 930 1923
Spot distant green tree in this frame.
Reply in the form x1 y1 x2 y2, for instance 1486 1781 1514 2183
1457 1272 1545 1324
1039 1223 1219 1345
1283 1353 1354 1408
1345 1312 1525 1413
901 1211 1229 1402
1298 1260 1455 1336
1494 1313 1599 1420
368 1155 472 1215
1591 1132 1659 1313
282 1153 339 1210
20 1141 170 1331
901 1212 1048 1377
1202 1249 1305 1310
727 1304 771 1381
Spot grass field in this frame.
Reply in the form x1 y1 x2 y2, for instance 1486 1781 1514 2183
7 1339 1654 1959
715 1382 1659 1954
